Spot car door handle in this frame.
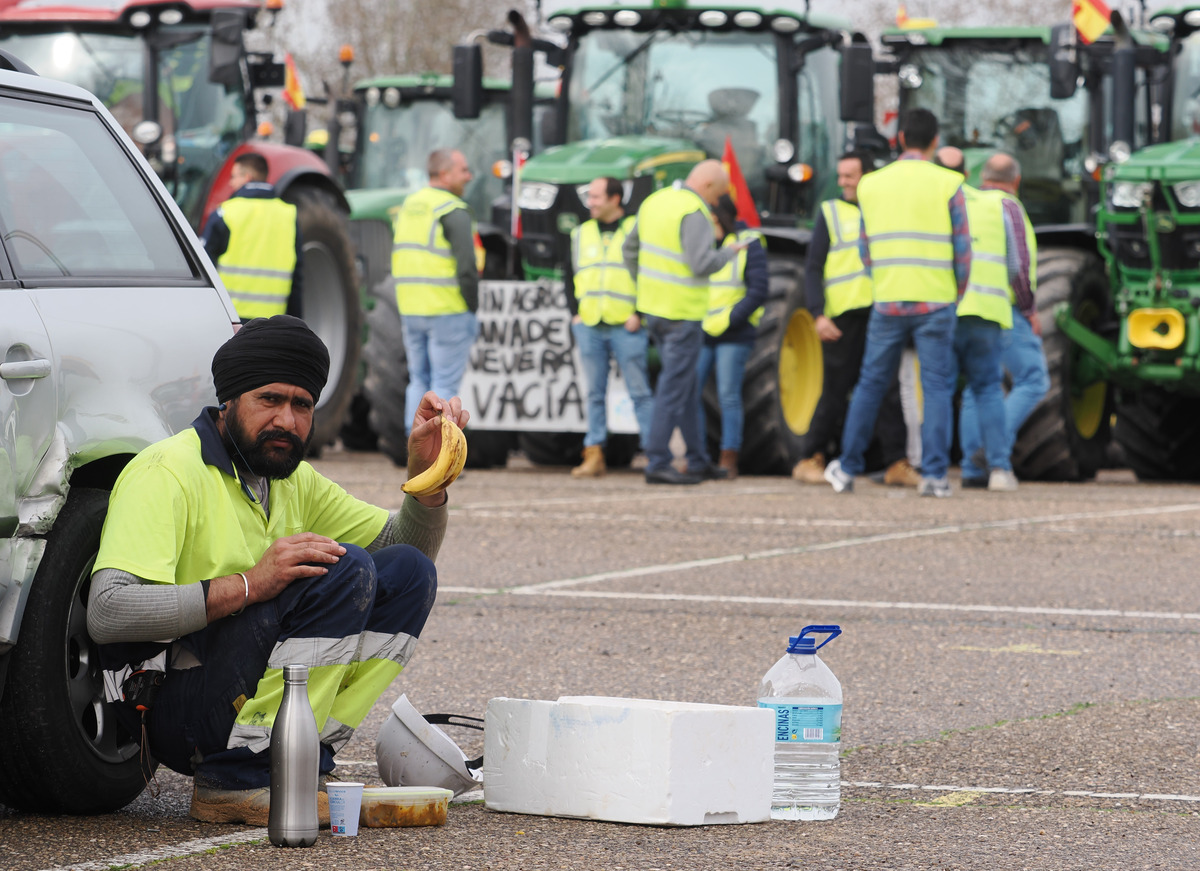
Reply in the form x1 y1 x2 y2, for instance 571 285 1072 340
0 359 52 380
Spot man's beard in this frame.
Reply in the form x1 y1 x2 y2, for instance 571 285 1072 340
224 408 311 480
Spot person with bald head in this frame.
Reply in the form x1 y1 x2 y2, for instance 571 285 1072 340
87 315 465 825
622 159 745 484
956 151 1046 489
391 148 480 435
935 146 965 175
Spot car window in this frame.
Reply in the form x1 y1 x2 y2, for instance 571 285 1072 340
0 92 196 282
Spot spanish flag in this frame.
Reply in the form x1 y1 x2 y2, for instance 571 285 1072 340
721 137 761 228
283 53 306 111
1073 0 1111 44
896 4 937 29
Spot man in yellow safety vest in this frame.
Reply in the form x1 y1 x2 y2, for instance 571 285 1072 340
792 151 919 489
938 148 1044 491
824 109 971 498
202 152 302 322
567 176 654 477
622 160 744 485
391 149 480 434
87 316 463 826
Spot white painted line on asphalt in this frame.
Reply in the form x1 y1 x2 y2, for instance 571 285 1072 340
39 829 267 871
457 486 780 511
438 585 1200 623
845 782 1200 802
459 507 917 529
504 501 1200 594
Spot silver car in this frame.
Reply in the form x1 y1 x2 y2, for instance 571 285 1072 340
0 53 238 813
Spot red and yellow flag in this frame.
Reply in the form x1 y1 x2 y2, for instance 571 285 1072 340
1073 0 1111 44
721 137 760 228
282 53 306 110
895 4 937 29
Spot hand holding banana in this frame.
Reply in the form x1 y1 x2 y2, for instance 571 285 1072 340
403 412 468 497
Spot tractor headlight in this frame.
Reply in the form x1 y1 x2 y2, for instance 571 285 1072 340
1110 181 1152 209
1172 181 1200 209
517 182 558 211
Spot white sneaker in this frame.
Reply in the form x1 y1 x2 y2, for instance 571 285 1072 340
918 476 952 497
988 469 1019 492
824 458 854 493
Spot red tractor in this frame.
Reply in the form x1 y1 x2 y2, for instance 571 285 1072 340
0 0 361 447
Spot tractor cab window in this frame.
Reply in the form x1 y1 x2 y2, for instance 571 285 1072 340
901 45 1089 225
1171 32 1200 139
358 97 508 220
796 45 843 219
568 28 779 207
0 27 246 224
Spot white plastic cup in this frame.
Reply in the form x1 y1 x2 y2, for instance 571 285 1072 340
326 781 365 836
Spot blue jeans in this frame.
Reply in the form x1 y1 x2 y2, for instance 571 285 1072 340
402 311 478 434
137 544 436 790
840 306 957 480
695 341 753 452
953 316 1010 475
960 308 1050 479
644 316 707 473
571 320 654 450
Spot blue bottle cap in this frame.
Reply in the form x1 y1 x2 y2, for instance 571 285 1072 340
786 624 841 654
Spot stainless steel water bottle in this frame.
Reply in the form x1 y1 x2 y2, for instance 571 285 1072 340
268 664 319 847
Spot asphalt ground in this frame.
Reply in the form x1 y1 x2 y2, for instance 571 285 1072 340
4 447 1199 870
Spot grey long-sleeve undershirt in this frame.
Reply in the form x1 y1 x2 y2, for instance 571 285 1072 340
441 208 480 313
86 494 448 645
622 208 738 282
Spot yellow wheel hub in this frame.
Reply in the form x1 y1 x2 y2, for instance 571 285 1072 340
778 308 823 436
1070 297 1107 440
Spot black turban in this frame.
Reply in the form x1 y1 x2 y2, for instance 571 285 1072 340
211 315 330 405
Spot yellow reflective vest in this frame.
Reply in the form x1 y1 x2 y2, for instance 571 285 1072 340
635 186 712 321
571 216 638 326
703 230 764 337
958 185 1013 328
392 186 472 316
856 159 964 304
216 196 298 320
819 198 873 318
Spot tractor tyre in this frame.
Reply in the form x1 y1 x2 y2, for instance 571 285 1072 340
1113 389 1200 481
734 255 823 475
1011 247 1112 481
518 432 585 467
0 489 151 813
362 297 410 468
287 186 361 450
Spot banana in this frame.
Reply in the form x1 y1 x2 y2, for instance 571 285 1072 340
402 414 468 497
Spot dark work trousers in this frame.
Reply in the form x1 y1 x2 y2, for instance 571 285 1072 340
124 543 436 791
644 315 708 473
802 306 908 468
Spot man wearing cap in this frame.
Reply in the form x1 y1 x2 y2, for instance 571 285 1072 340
87 315 464 825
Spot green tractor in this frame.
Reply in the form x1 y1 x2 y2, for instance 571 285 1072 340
461 0 882 474
1075 6 1200 479
330 73 551 463
881 19 1169 480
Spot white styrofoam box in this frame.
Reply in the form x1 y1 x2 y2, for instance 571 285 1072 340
483 695 774 826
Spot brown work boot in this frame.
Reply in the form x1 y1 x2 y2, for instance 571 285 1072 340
190 783 330 827
883 458 922 487
571 444 606 478
718 449 739 480
792 453 826 484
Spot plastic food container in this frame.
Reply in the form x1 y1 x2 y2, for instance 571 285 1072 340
359 786 453 828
